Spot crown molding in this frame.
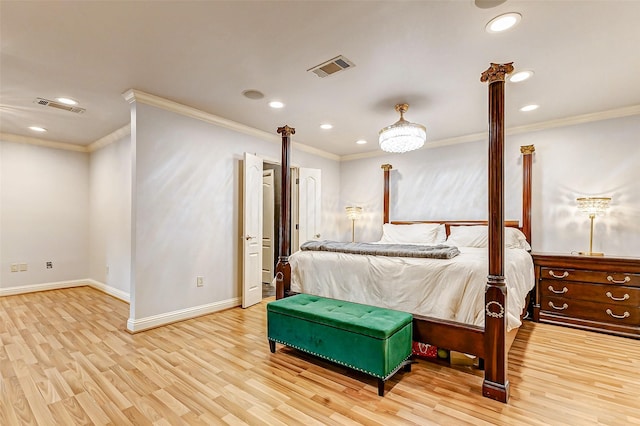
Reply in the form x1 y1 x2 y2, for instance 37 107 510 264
123 89 278 142
341 104 640 162
86 124 131 153
122 89 340 161
0 133 88 152
292 141 340 161
506 104 640 135
5 102 637 160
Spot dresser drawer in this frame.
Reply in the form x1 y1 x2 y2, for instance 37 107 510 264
540 280 640 306
540 267 640 286
541 295 640 325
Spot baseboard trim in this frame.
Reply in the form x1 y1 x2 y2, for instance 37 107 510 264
0 279 131 303
126 297 241 333
85 279 130 303
0 279 86 297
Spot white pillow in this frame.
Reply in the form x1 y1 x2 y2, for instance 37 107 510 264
434 224 447 244
446 225 531 250
379 223 446 245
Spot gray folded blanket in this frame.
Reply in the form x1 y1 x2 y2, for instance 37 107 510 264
300 240 459 259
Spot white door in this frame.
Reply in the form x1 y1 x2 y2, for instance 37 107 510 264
291 167 300 252
298 168 322 245
242 153 263 308
262 169 275 285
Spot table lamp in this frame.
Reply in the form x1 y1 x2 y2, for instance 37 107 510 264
576 197 611 256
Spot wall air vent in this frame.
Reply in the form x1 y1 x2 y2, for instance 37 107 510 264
33 98 86 114
307 55 355 78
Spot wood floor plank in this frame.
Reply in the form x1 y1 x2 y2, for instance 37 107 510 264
55 395 95 425
1 286 640 425
47 399 81 426
18 374 56 425
0 378 23 425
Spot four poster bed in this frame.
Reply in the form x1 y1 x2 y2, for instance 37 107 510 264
273 63 534 402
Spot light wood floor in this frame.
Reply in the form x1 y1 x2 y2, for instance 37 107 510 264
1 287 639 425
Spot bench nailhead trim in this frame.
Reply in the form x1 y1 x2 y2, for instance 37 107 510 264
269 338 410 381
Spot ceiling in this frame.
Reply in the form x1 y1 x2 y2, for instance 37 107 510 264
1 1 639 158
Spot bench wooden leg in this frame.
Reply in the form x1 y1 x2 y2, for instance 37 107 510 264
269 340 276 353
378 379 385 396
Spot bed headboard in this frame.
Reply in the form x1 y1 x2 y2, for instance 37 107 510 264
389 220 522 238
382 145 535 243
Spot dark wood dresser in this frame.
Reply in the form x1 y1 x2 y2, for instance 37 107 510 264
532 253 640 339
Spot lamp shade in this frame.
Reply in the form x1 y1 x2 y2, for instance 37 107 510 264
345 206 363 220
577 197 611 216
379 104 426 153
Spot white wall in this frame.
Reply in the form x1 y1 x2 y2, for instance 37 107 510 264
89 135 132 296
129 101 341 323
0 140 90 288
340 115 640 257
516 115 640 257
340 138 522 242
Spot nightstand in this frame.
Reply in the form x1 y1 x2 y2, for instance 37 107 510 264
532 253 640 339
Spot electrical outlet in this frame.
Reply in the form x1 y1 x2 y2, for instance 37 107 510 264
106 266 109 275
196 276 204 287
10 264 19 273
19 263 28 272
46 261 53 269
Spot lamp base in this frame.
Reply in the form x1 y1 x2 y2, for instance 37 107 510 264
578 251 604 256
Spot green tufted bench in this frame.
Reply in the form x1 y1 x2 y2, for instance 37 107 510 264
267 294 413 396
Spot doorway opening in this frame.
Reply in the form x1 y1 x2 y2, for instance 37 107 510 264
262 163 279 298
261 162 301 298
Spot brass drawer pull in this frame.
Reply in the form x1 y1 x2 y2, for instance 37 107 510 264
606 309 630 320
548 302 568 310
548 270 569 279
548 285 568 294
605 291 630 301
607 275 631 284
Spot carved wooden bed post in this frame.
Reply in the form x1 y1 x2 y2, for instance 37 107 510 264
275 125 295 300
381 164 392 224
481 62 514 403
521 145 535 244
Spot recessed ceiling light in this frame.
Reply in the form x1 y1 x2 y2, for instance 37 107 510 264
28 126 47 132
486 12 521 33
55 97 78 106
320 123 333 130
520 104 539 112
242 89 264 100
356 140 367 145
268 101 284 109
509 70 534 83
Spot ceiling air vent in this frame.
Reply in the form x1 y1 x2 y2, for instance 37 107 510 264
33 98 86 114
307 55 355 78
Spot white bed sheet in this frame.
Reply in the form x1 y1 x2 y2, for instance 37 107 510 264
289 246 534 331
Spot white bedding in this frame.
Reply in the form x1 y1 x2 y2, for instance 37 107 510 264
289 246 534 331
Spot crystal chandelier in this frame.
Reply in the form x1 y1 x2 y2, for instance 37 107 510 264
378 103 426 153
